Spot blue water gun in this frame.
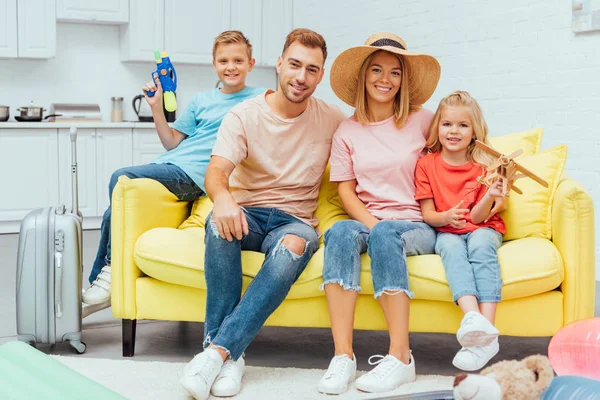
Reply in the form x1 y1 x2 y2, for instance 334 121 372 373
146 50 177 112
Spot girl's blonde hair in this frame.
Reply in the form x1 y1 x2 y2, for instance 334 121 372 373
354 50 421 128
426 90 491 165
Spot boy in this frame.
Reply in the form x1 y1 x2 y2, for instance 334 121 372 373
82 31 265 317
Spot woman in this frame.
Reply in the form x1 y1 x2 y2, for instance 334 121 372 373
317 33 441 395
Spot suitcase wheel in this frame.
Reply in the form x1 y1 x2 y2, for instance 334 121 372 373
69 340 86 354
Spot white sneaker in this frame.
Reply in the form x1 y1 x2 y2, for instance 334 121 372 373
355 353 415 393
180 348 224 400
318 353 357 395
456 311 499 348
453 338 499 372
82 299 111 319
211 355 245 397
82 266 111 305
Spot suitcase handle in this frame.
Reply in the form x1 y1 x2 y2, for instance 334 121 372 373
55 251 63 318
69 127 80 216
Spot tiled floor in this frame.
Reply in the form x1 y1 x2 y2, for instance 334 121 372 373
1 231 598 375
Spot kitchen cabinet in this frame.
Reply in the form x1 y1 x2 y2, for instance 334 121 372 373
95 128 133 212
0 124 161 233
133 128 165 165
56 0 129 24
0 0 18 58
120 0 292 66
0 130 59 223
17 0 56 59
119 0 163 62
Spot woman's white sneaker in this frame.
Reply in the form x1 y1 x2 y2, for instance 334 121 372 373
82 265 111 305
318 353 357 395
355 353 416 393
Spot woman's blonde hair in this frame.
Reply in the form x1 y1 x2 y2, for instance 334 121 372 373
354 50 421 128
426 90 491 165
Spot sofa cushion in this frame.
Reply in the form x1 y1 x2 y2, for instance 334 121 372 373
135 226 563 302
488 127 543 156
498 145 567 241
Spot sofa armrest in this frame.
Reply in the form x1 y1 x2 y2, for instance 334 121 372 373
552 177 596 324
111 176 191 319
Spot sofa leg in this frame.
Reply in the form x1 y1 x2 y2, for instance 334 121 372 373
122 319 137 357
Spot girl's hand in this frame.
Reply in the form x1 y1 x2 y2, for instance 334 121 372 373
443 200 469 229
486 180 505 199
142 73 163 110
485 197 506 222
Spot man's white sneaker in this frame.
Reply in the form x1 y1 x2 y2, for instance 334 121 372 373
211 355 245 397
82 266 111 305
318 353 357 395
82 299 111 319
456 311 499 348
453 338 499 372
180 348 224 400
355 353 415 393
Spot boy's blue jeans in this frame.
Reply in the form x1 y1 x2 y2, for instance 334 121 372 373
203 207 319 361
321 219 436 299
90 163 203 284
435 228 503 303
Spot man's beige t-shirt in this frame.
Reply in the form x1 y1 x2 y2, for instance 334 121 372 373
212 90 346 227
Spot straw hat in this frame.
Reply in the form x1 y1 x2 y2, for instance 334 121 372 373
330 33 441 107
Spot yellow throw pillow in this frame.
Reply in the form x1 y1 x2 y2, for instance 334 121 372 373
499 145 567 241
179 196 213 230
489 127 543 157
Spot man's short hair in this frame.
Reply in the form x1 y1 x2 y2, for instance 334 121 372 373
281 28 327 63
213 30 253 60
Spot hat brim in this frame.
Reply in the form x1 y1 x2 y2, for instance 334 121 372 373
330 45 441 107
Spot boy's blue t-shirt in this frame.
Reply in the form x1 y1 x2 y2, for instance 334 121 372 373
152 86 265 192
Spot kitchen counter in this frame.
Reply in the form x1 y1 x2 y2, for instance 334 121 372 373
0 122 160 129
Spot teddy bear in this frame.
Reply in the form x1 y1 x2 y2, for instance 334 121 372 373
453 354 554 400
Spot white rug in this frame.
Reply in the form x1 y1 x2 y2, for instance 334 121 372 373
52 355 454 399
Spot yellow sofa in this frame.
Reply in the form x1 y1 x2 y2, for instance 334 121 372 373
111 130 596 357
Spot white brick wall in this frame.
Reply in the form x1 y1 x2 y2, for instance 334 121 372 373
293 0 600 279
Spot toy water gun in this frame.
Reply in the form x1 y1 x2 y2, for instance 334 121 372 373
146 50 177 112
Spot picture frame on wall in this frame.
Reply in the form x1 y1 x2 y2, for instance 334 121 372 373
572 0 600 33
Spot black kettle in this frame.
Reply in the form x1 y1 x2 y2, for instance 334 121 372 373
132 95 154 122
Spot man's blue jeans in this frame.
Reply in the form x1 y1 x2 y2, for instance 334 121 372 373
90 163 203 284
435 228 503 303
321 219 436 299
203 207 319 361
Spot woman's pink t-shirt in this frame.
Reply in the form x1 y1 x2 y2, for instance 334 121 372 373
329 109 433 221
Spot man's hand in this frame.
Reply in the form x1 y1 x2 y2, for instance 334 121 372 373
143 73 163 110
442 200 469 229
211 194 249 242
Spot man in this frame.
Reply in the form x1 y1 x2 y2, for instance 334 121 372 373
179 28 346 400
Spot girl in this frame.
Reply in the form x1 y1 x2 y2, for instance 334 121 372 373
415 90 506 372
318 33 441 395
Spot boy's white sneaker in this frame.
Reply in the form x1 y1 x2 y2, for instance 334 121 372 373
453 338 499 372
180 348 224 400
355 353 415 393
456 311 499 348
82 266 111 305
317 353 357 395
82 299 111 319
211 355 245 397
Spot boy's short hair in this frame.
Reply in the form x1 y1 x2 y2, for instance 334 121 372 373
281 28 327 63
212 30 253 60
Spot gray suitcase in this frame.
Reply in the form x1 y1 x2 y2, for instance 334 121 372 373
16 127 86 354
